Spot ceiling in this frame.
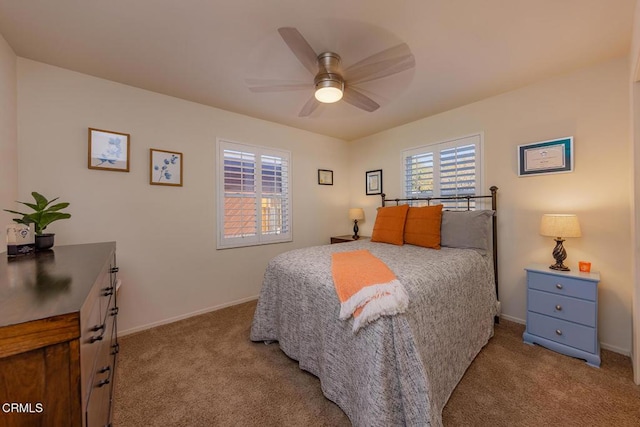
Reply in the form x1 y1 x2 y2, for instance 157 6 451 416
0 0 636 141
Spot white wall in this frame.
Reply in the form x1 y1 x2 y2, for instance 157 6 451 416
16 58 350 334
0 32 18 250
348 57 633 354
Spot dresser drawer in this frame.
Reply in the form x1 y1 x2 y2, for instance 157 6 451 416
527 270 596 300
528 289 596 327
527 312 596 353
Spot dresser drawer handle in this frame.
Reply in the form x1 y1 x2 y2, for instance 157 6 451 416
110 267 119 274
555 305 562 311
97 378 110 388
97 365 112 388
111 343 120 355
90 323 105 332
110 307 119 316
555 283 563 290
555 329 563 336
90 327 106 343
102 287 114 297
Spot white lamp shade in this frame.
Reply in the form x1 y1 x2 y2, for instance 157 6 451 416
540 214 581 238
349 208 364 221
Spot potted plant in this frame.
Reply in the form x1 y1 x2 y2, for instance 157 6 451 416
4 192 71 250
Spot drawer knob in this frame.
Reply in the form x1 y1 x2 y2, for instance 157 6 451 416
102 287 114 296
555 305 562 311
555 329 563 336
110 266 119 273
555 283 563 290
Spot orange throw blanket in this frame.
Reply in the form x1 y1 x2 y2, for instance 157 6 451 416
331 250 409 332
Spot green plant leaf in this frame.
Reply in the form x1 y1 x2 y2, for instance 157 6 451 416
32 192 49 210
46 202 70 212
3 208 29 216
17 201 39 211
38 212 71 231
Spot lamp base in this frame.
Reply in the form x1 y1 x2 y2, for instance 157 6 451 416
549 263 570 272
549 238 570 271
352 220 359 240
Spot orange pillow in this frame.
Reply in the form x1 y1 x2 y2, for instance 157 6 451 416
371 204 410 245
403 205 443 249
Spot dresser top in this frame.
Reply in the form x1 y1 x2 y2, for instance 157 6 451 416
525 263 600 282
0 242 116 327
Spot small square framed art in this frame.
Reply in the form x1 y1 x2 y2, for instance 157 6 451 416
150 149 183 186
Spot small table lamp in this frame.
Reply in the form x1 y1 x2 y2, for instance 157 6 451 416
539 214 582 271
349 208 365 240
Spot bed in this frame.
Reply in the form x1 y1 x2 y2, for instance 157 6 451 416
250 187 499 426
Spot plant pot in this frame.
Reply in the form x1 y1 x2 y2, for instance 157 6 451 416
35 233 55 251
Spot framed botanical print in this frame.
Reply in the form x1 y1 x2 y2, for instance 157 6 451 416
366 169 383 195
150 149 183 186
88 128 130 172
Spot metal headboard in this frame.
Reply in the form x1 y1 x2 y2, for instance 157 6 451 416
380 186 499 312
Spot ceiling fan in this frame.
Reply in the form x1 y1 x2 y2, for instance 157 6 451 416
246 27 416 117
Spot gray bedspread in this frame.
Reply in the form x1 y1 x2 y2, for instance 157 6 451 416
250 240 498 426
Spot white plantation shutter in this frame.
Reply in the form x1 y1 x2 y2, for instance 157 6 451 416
403 134 482 209
217 139 292 249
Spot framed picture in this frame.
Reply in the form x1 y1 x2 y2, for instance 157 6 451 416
518 137 574 177
318 169 333 185
150 149 183 186
88 128 130 172
366 169 383 195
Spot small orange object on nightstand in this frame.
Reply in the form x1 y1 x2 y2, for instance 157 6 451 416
579 261 592 272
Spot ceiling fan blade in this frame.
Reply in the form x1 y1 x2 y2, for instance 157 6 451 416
344 43 415 83
347 56 415 85
246 78 312 92
278 27 319 75
342 87 380 113
299 95 320 117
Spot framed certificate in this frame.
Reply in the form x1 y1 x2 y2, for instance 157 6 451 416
318 169 333 185
518 137 573 176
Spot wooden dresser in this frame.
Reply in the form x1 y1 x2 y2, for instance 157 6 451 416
0 242 119 426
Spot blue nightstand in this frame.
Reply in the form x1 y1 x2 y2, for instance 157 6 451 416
523 264 601 367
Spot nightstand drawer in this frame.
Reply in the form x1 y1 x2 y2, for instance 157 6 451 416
528 289 596 327
527 312 596 353
527 271 596 300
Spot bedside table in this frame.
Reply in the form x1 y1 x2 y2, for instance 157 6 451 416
330 235 369 244
523 264 601 367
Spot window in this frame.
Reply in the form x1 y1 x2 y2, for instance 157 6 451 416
217 139 291 249
402 134 482 209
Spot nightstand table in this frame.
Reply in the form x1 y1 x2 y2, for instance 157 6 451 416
330 235 369 244
523 264 601 367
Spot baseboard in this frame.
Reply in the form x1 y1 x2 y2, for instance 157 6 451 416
499 313 525 324
600 342 631 357
498 314 631 357
118 295 259 337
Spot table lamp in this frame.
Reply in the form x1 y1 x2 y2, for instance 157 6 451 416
539 214 581 271
349 208 364 240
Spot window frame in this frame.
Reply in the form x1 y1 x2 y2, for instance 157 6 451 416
401 133 484 208
216 138 292 249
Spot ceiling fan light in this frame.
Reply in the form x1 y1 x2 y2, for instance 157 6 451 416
314 79 343 103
